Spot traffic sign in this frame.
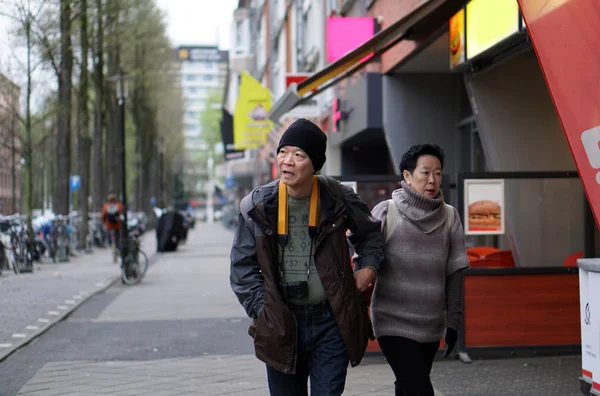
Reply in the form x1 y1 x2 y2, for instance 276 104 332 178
70 175 81 192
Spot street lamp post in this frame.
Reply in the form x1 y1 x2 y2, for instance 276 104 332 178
108 69 130 265
158 137 165 208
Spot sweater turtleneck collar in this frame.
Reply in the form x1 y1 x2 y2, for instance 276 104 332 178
391 181 446 234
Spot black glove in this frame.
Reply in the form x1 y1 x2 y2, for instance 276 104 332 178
444 327 457 358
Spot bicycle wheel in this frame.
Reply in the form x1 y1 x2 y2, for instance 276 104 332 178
121 249 148 286
16 241 33 273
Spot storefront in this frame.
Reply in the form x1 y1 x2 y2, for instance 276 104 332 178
379 0 598 358
267 0 599 359
327 72 393 176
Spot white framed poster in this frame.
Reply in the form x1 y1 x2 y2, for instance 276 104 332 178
464 178 505 235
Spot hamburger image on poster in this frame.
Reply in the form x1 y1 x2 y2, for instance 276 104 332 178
464 179 505 234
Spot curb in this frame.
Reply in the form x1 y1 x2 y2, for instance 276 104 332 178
0 273 121 363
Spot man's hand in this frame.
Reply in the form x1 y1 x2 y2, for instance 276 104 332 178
354 267 376 292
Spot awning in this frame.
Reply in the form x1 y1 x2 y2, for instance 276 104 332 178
267 0 468 123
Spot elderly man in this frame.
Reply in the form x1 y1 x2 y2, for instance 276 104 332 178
230 118 384 396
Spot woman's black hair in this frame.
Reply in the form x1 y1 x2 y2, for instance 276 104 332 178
399 143 445 175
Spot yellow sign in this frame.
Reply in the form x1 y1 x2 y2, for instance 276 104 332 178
234 72 273 150
177 48 189 60
449 8 465 68
466 0 520 60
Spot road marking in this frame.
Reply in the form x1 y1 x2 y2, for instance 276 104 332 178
95 282 104 287
73 295 82 300
12 333 26 338
25 325 39 330
48 311 60 316
57 305 68 310
37 318 50 323
65 300 76 305
0 343 12 348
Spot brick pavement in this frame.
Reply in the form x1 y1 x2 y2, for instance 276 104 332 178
13 353 583 396
0 231 157 362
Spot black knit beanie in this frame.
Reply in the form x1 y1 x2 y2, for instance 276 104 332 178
276 118 327 171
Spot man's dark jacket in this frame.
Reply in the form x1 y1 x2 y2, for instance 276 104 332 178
230 178 384 374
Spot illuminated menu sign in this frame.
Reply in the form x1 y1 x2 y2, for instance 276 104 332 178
465 0 520 60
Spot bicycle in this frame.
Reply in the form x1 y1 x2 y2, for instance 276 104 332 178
54 216 70 262
9 225 34 274
120 230 148 285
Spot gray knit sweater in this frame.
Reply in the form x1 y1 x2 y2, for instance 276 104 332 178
370 182 469 343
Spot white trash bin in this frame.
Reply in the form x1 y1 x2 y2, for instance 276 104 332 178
579 259 600 396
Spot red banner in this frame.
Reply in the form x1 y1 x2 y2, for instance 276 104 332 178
517 0 600 227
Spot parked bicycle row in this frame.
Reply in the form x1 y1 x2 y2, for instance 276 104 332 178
0 211 150 276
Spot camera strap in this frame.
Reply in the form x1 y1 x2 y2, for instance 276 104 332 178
277 176 319 281
277 175 319 247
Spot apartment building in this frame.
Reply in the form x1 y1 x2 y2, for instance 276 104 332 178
225 0 342 191
175 45 228 196
0 73 20 215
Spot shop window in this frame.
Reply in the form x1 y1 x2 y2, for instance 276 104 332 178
462 176 585 268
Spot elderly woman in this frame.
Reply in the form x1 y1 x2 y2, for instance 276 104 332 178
370 144 469 396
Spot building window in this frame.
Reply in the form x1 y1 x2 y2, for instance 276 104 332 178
185 124 199 132
236 20 243 47
202 75 215 82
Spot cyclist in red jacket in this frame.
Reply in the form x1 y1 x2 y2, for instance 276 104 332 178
102 194 123 255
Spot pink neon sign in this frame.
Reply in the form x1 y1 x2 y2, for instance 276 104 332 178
326 17 375 63
332 98 341 133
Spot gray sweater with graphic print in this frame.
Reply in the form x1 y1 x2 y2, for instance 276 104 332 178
370 182 469 343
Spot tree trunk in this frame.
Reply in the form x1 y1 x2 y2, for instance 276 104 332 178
25 3 33 245
11 113 16 214
136 137 142 211
105 0 121 199
56 0 73 215
77 137 91 249
92 0 105 212
77 0 91 250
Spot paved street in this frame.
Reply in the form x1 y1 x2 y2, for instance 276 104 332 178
0 233 156 363
0 222 584 395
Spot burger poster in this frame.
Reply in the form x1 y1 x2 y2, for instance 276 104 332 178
464 179 505 235
449 8 465 69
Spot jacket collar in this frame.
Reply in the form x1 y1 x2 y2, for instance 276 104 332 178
248 178 342 233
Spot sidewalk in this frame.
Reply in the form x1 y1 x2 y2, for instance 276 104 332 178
13 353 582 396
0 231 157 362
3 223 584 395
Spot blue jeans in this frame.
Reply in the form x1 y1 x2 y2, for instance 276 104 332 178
266 301 349 396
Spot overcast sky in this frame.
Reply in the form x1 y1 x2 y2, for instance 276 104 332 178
0 0 237 107
155 0 238 49
0 0 238 69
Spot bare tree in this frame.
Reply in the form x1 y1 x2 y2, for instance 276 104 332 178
76 0 90 249
0 0 56 236
91 0 103 212
55 0 73 215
